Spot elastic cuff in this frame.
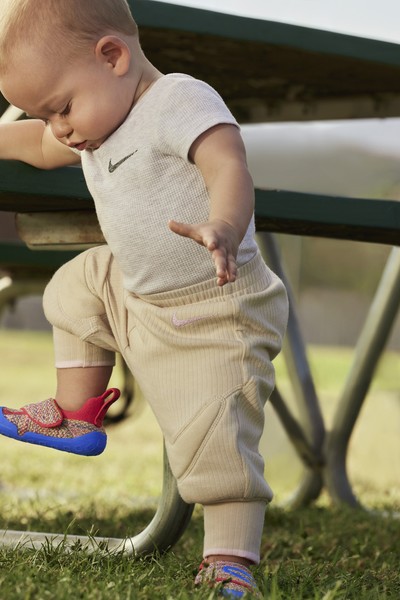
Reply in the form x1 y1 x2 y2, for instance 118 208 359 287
203 501 266 565
55 360 116 369
53 327 115 368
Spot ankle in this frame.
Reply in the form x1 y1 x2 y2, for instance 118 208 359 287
56 387 108 411
55 366 113 411
60 388 120 426
204 555 252 568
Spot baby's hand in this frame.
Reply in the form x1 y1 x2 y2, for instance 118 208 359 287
169 218 240 286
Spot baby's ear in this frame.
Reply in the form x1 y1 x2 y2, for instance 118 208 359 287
95 35 130 75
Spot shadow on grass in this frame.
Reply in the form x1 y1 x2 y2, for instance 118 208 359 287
0 504 158 540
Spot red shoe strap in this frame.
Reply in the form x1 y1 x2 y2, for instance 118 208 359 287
94 388 120 426
61 388 120 427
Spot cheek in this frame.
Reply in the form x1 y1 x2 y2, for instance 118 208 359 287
72 109 101 138
84 100 117 133
76 87 126 139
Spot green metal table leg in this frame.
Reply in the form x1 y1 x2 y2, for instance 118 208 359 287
257 233 325 507
324 246 400 506
0 445 194 554
269 387 324 508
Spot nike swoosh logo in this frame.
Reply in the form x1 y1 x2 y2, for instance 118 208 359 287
108 150 138 173
171 313 211 328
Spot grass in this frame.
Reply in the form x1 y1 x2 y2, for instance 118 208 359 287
0 330 399 599
0 506 398 599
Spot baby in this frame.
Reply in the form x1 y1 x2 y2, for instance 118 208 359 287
0 1 288 597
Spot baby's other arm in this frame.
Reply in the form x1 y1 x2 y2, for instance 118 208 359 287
169 124 254 286
0 119 80 169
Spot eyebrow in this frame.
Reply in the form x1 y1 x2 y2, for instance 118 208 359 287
28 95 67 120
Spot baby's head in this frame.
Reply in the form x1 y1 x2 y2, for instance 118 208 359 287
0 0 138 75
0 0 151 150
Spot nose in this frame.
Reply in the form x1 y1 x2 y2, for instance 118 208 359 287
50 116 72 140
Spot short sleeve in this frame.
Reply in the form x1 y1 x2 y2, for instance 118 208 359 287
156 75 239 159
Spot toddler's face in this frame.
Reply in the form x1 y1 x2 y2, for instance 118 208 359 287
1 44 132 150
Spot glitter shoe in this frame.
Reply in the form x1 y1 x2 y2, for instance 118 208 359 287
0 388 120 456
195 561 263 598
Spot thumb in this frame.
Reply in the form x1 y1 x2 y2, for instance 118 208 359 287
168 219 193 238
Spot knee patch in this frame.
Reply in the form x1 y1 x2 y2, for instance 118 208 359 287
165 378 273 505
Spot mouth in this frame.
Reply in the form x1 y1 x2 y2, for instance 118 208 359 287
68 140 88 151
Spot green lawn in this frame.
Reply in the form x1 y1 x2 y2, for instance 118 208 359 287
0 330 399 599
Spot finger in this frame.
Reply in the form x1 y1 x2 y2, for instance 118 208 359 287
201 231 219 252
226 254 238 282
169 220 206 246
214 251 237 286
211 247 230 284
217 276 228 286
168 220 193 238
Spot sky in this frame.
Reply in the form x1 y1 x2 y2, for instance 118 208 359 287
156 0 400 44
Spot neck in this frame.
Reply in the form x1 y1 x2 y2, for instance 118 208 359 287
133 65 163 105
129 41 163 106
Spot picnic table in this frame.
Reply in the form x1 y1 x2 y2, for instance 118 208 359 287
0 0 399 554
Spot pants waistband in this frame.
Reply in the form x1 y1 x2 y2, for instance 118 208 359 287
134 251 273 307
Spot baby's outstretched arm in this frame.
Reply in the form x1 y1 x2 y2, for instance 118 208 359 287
0 119 79 169
169 123 254 286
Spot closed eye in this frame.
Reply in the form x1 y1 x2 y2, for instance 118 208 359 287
60 102 71 117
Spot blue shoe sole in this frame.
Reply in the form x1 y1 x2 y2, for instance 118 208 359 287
220 590 247 598
0 409 107 456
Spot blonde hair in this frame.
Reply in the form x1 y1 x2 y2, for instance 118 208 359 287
0 0 138 73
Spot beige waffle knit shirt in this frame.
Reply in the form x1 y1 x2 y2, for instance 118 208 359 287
80 73 258 294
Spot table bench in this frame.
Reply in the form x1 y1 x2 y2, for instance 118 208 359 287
1 0 400 554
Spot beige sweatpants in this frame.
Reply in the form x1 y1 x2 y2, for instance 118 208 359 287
43 245 288 563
